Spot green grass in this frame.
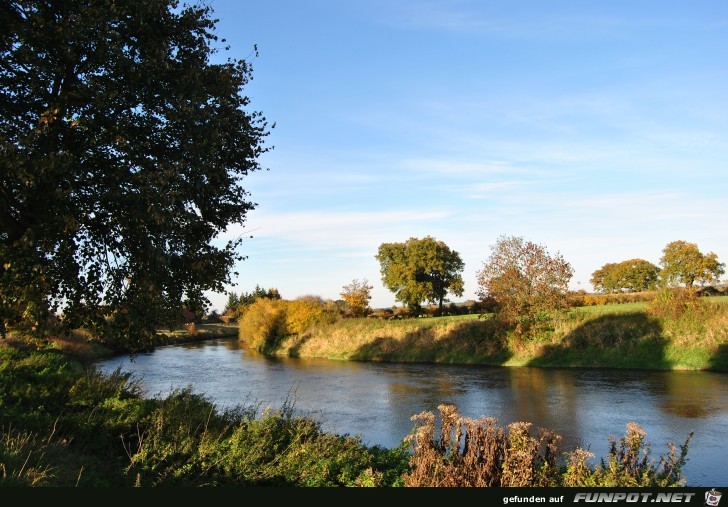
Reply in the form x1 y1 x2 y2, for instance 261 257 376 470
268 298 728 371
573 301 649 314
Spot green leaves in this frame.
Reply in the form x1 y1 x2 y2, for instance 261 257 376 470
591 259 660 293
1 0 271 348
659 240 725 288
376 236 464 314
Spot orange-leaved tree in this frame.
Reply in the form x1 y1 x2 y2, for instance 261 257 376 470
340 279 374 317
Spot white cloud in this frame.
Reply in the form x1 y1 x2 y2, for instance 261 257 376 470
221 208 455 250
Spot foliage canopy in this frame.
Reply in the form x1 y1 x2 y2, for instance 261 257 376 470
0 0 271 348
340 278 373 317
375 236 464 314
659 241 724 288
590 259 660 293
477 235 573 333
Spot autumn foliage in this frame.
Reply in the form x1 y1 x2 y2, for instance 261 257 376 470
404 404 690 487
477 236 573 334
339 279 374 317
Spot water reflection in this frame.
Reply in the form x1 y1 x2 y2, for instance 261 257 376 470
96 338 728 486
660 371 724 418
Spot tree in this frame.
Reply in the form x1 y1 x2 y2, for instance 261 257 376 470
340 278 373 317
0 1 271 347
476 235 573 333
591 259 659 293
376 236 464 315
240 285 281 306
590 263 619 293
659 241 725 287
225 292 241 314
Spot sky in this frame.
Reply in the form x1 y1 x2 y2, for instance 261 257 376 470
203 0 728 311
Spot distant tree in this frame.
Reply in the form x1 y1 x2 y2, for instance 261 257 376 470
591 259 659 293
0 1 271 347
659 241 725 287
225 292 241 313
340 278 374 317
476 235 573 334
376 237 464 315
590 263 620 293
240 285 281 306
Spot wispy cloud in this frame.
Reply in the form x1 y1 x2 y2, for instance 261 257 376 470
221 208 455 250
398 158 526 176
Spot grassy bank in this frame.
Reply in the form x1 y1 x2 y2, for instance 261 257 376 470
271 297 728 371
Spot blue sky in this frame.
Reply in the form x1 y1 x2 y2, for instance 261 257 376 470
205 0 728 311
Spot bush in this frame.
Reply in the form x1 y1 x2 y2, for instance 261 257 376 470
563 423 691 487
286 296 337 335
238 298 288 352
238 297 339 352
368 308 394 320
648 288 705 320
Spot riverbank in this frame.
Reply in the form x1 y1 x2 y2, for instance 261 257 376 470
0 335 409 486
272 297 728 371
47 322 239 363
1 336 694 487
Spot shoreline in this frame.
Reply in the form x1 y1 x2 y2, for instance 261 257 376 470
81 299 728 373
266 303 728 372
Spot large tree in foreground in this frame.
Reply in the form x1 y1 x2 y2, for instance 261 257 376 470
659 241 724 288
0 1 271 348
477 235 573 333
376 236 464 314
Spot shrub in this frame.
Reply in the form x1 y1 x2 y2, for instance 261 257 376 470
476 236 573 335
563 423 691 487
648 288 705 320
185 322 199 337
238 298 288 352
392 306 413 319
368 308 394 320
286 296 337 335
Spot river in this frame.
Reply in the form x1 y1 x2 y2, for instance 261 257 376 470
95 337 728 486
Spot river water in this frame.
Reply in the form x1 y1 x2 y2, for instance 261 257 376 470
95 338 728 486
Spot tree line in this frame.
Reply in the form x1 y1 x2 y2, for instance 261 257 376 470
590 241 723 293
235 234 725 351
